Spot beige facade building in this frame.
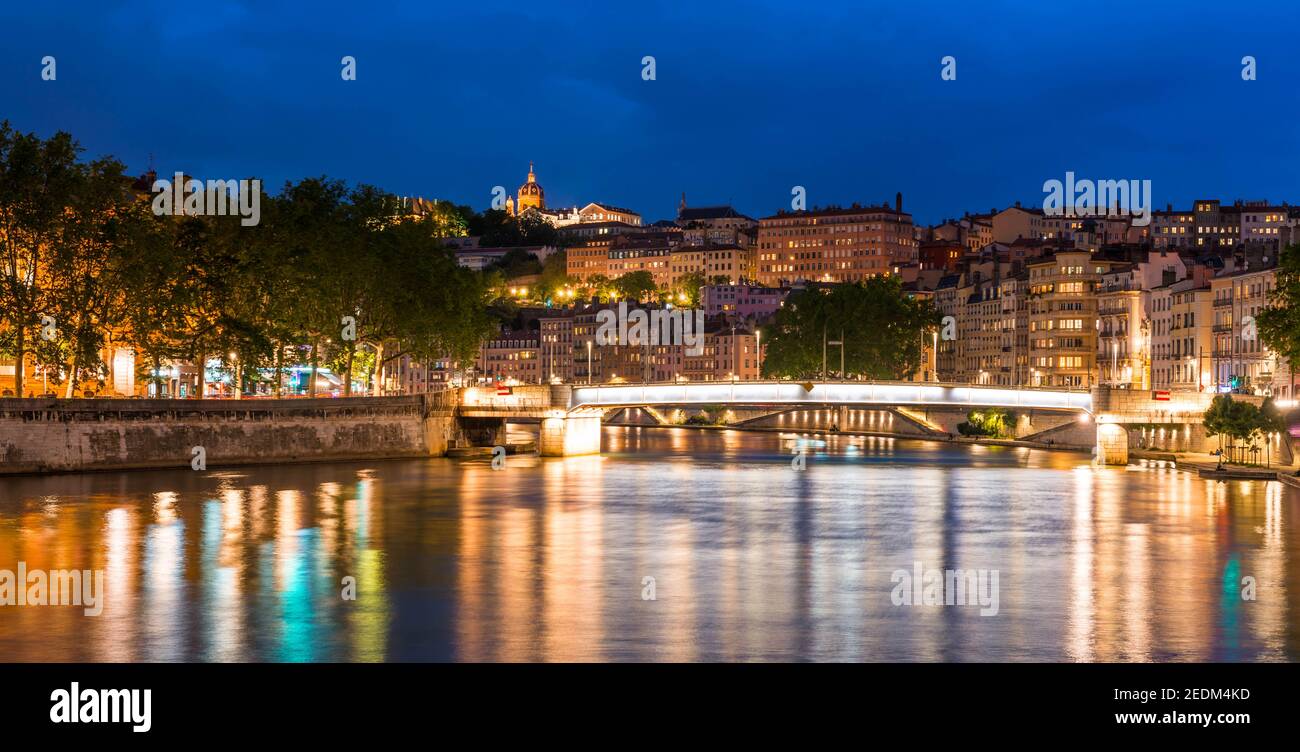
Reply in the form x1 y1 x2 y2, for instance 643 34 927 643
1149 281 1212 391
756 199 915 286
1096 264 1149 389
1211 267 1280 394
1026 250 1113 388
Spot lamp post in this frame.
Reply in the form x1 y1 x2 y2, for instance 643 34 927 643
586 340 593 385
229 352 240 400
932 330 939 383
756 329 762 379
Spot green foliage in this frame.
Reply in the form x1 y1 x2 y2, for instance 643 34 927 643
674 271 706 308
957 408 1016 438
614 270 657 302
485 247 543 279
1 123 496 398
761 277 941 380
1257 243 1300 366
1203 394 1289 465
470 208 560 247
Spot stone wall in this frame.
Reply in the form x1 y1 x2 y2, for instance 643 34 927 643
0 397 455 475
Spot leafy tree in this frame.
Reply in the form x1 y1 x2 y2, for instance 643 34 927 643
471 207 560 247
579 274 613 302
1204 394 1287 465
0 122 80 397
613 270 657 302
958 408 1016 437
1258 243 1300 386
674 271 706 308
762 277 940 379
485 247 542 279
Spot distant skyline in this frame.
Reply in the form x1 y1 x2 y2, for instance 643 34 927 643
3 1 1299 225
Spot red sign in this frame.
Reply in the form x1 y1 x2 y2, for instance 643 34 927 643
496 385 513 396
1152 390 1170 401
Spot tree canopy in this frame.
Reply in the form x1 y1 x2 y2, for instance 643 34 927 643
760 277 940 379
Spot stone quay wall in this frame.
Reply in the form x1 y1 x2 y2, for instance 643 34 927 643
0 396 457 475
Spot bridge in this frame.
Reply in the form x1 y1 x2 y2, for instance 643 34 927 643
437 381 1104 458
569 381 1092 412
433 380 1278 465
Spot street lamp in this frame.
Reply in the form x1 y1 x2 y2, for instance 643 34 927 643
756 329 762 379
229 352 240 400
586 340 593 385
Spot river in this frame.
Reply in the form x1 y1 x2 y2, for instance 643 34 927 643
1 426 1297 661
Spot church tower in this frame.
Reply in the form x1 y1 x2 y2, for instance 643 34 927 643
517 162 545 213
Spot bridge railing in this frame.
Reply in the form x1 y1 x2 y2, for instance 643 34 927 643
568 380 1092 412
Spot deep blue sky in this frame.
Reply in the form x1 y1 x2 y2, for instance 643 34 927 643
2 1 1298 225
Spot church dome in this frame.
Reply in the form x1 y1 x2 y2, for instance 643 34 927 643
517 162 544 209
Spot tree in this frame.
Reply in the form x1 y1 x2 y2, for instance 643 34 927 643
46 157 147 396
485 247 543 281
1204 394 1286 465
613 271 657 302
0 122 81 397
470 207 560 248
958 408 1016 437
1257 243 1300 396
762 277 940 379
674 271 706 308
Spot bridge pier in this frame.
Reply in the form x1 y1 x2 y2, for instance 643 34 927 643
539 410 602 457
1095 422 1128 465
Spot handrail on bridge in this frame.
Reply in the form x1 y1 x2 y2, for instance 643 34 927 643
567 379 1094 413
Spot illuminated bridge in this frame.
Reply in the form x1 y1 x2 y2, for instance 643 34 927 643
439 381 1275 465
569 381 1092 412
442 381 1105 459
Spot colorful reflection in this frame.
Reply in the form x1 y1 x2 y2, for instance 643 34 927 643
1 428 1299 662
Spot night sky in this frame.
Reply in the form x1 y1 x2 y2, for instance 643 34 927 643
2 1 1298 224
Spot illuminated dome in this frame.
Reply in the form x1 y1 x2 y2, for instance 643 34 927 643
517 162 544 211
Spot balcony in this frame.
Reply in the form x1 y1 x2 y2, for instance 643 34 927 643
1213 297 1233 308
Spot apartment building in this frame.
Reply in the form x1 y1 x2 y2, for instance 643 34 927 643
476 331 541 384
539 314 574 382
701 284 786 322
668 243 752 287
1150 280 1213 391
756 197 915 286
1026 250 1113 387
1211 266 1279 393
991 204 1046 243
1096 263 1149 389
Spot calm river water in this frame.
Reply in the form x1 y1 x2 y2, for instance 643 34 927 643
2 427 1297 661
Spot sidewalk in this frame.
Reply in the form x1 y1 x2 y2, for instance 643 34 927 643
1170 451 1300 481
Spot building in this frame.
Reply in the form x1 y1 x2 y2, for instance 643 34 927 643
756 196 915 286
1026 249 1114 387
578 202 642 227
1150 280 1212 391
454 245 560 272
991 204 1046 243
476 330 541 384
505 163 642 229
1211 266 1279 393
1096 263 1149 389
701 284 786 322
539 314 574 383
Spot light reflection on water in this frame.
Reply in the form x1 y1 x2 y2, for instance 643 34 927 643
1 426 1298 662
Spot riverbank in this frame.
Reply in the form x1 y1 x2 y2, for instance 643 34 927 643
1132 448 1300 484
0 396 452 475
